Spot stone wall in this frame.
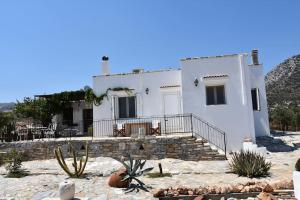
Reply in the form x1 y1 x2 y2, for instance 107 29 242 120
0 135 226 161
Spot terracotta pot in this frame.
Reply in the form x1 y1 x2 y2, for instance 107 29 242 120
108 169 131 188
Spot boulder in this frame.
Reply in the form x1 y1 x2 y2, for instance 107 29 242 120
194 195 205 200
108 169 130 188
271 179 293 190
262 184 274 193
152 189 164 198
58 180 75 200
258 192 277 200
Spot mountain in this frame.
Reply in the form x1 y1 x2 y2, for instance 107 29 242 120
265 54 300 107
0 102 15 112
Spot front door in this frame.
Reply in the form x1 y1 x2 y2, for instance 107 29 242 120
83 109 93 135
163 92 180 115
162 92 182 133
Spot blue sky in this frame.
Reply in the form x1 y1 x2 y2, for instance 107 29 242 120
0 0 299 102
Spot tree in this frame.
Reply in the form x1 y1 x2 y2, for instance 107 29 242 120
270 106 298 132
0 112 15 135
14 97 52 126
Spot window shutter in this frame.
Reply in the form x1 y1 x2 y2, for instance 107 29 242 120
136 93 141 117
111 96 118 119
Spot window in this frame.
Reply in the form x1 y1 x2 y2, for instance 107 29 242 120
118 96 136 118
206 85 226 105
251 88 260 111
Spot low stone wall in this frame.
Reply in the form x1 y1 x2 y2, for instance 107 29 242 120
0 135 225 161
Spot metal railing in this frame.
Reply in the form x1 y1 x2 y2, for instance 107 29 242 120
191 114 227 154
93 114 192 137
1 114 226 154
93 113 227 153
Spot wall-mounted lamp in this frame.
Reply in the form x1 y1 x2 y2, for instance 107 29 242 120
194 78 199 87
145 88 149 94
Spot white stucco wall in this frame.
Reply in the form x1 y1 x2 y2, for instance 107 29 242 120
250 65 270 137
92 53 270 151
92 70 182 121
181 54 256 151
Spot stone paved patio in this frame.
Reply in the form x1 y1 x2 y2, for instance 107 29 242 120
0 131 299 200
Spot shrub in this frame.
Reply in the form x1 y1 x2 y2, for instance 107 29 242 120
295 158 300 171
229 150 271 178
54 142 89 178
5 149 28 178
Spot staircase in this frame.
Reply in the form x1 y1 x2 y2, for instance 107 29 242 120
191 114 227 155
188 137 226 160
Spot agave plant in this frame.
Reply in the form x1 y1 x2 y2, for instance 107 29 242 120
118 155 153 187
54 142 89 178
229 150 271 178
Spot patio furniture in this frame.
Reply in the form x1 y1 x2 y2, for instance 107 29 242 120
123 122 152 137
44 123 57 138
32 128 43 139
113 123 126 137
150 120 161 135
17 128 29 141
26 124 47 140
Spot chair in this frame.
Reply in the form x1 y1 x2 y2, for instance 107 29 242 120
44 123 57 138
113 123 125 137
150 120 161 135
17 128 28 141
32 128 43 140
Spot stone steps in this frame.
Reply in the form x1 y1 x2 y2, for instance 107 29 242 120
180 137 226 160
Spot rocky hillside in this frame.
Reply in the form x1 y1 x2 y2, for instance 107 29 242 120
0 102 15 112
265 54 300 107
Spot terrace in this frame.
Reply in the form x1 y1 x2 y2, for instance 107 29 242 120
0 114 227 156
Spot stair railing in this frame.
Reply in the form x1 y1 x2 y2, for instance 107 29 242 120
191 114 227 155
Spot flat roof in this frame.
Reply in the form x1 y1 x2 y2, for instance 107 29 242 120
93 52 249 78
93 68 181 78
180 53 248 61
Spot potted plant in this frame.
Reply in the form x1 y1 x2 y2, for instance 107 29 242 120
294 158 300 199
108 155 153 188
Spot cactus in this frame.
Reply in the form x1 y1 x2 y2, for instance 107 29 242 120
54 142 89 178
295 158 300 171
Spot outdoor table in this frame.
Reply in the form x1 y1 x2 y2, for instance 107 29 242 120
27 126 48 139
124 122 151 137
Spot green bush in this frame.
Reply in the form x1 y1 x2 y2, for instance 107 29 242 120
5 149 28 178
88 127 93 136
295 158 300 171
229 150 271 178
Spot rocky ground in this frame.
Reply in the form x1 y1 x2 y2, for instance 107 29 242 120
0 131 299 200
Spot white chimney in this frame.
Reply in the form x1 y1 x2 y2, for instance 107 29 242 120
101 56 109 75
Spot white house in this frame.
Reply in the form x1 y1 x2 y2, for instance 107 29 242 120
92 50 270 151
